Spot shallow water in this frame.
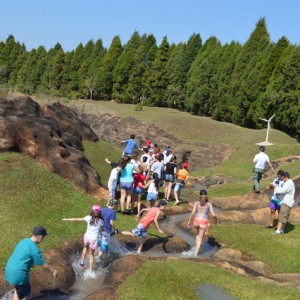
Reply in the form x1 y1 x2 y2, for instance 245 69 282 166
197 284 235 300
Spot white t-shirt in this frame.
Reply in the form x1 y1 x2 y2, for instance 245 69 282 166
163 152 173 165
275 179 295 208
109 167 119 181
253 152 270 169
83 216 103 240
148 180 158 194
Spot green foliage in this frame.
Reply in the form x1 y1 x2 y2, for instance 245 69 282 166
135 102 143 111
1 20 300 139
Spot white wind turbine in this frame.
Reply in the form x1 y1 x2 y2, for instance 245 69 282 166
256 114 276 146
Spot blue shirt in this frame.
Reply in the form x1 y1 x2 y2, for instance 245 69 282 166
101 207 117 233
5 238 45 285
120 164 134 182
124 139 138 155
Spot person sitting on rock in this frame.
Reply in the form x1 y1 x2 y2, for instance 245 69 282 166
119 200 167 253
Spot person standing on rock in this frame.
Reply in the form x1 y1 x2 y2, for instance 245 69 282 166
62 205 103 270
119 200 167 253
120 134 139 157
273 172 295 234
252 146 274 193
187 190 217 257
5 226 57 300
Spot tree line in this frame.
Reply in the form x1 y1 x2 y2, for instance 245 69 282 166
0 18 299 140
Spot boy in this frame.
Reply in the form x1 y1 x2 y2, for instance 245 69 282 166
120 200 167 253
5 226 57 300
98 199 119 258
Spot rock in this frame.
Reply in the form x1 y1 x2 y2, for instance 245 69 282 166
212 248 243 261
116 234 190 254
0 95 107 199
240 261 271 276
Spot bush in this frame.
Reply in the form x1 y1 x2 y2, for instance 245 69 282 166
135 102 143 111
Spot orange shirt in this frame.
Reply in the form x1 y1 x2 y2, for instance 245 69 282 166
177 169 189 181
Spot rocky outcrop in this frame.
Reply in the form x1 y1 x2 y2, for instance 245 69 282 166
0 95 108 199
75 110 234 171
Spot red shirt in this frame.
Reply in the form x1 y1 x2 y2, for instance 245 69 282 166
134 173 146 188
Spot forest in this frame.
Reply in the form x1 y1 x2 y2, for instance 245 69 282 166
0 18 299 140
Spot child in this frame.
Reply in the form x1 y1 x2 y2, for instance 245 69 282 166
120 200 167 253
107 163 121 204
63 205 103 270
174 162 189 205
187 190 217 257
132 168 146 213
98 199 119 258
266 169 284 228
142 172 160 208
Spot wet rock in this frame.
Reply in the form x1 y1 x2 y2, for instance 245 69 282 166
0 95 108 199
116 234 190 254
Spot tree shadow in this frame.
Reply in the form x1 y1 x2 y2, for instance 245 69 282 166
284 222 294 234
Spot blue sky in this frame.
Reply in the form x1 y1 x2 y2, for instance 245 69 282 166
0 0 299 51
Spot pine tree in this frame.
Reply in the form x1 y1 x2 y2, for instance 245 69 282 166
112 31 141 102
145 36 170 106
98 36 123 99
185 36 222 115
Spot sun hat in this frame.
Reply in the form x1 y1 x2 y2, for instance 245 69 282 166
33 226 47 236
92 204 101 212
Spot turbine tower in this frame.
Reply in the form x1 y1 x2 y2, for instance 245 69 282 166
256 114 276 146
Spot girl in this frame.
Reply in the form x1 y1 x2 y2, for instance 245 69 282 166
63 205 103 270
142 172 160 207
119 156 140 215
132 168 146 214
187 190 217 257
164 155 177 201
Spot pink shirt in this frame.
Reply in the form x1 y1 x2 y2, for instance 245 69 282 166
140 207 160 230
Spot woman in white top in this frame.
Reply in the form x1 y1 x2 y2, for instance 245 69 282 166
187 190 217 257
63 205 103 270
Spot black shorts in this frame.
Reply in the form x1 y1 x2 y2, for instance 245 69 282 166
15 282 31 299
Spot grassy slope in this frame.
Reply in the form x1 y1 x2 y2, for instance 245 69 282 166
4 97 299 298
117 260 300 300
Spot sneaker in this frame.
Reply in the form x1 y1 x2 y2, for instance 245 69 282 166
272 230 284 234
254 190 260 194
79 262 84 268
111 229 119 236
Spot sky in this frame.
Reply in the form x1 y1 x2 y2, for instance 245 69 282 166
0 0 299 51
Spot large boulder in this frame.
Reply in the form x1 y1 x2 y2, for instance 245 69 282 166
0 95 107 199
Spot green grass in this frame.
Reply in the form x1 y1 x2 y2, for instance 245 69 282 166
117 260 300 300
211 224 300 273
83 140 122 184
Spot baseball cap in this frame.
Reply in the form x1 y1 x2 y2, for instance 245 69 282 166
92 204 101 212
108 199 119 207
33 226 47 236
182 162 189 169
199 189 208 196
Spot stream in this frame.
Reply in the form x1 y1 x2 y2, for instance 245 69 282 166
2 183 234 300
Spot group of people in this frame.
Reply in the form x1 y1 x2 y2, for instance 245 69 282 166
107 134 190 215
253 145 296 234
5 141 297 300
